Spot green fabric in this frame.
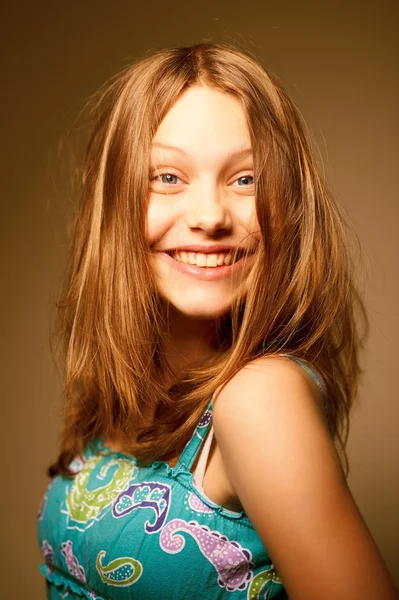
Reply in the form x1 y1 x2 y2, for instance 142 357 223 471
37 355 327 599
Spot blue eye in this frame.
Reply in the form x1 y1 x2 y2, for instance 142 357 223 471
234 175 254 186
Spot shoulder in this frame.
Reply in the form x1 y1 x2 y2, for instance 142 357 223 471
211 355 399 598
212 355 343 576
211 354 343 509
213 354 330 439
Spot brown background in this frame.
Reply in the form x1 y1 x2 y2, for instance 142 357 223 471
1 1 398 597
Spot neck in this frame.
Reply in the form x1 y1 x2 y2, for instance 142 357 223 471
159 306 220 386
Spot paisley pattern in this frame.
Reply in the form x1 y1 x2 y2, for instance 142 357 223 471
113 481 171 533
96 550 143 587
41 540 54 566
197 409 212 428
38 365 333 599
63 455 137 531
160 518 254 591
36 355 325 597
247 567 283 599
187 491 215 514
61 540 86 583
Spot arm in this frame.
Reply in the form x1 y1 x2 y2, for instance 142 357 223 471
212 356 399 600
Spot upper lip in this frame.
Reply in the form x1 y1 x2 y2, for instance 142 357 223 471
161 244 252 254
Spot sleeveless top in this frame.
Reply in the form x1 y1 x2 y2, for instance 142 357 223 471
37 354 329 599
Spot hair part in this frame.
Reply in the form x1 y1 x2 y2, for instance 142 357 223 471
48 42 368 479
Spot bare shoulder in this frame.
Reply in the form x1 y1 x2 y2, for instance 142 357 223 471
213 354 331 441
212 353 345 509
212 355 399 599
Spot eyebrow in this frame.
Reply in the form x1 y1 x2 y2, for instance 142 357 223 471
151 142 253 162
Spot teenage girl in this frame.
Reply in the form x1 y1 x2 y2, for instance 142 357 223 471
37 43 399 599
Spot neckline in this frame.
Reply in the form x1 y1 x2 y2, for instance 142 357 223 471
93 437 174 469
91 434 247 520
86 397 250 521
92 395 214 470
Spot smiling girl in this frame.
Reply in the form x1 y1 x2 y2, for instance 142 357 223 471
37 43 398 599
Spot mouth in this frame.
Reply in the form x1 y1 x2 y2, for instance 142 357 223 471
159 250 253 281
164 249 246 266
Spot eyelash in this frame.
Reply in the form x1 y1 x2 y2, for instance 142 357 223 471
151 172 254 186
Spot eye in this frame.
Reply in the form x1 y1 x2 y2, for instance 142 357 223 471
232 175 254 186
152 172 182 185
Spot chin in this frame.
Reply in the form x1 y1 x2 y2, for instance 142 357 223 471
166 298 233 320
176 306 232 319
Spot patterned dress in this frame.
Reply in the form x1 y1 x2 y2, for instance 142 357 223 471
37 354 328 599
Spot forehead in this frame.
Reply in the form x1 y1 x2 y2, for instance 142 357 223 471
151 86 252 163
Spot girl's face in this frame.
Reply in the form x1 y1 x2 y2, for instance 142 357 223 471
146 85 260 318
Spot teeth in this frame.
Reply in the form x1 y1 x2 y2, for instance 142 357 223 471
171 251 239 268
205 254 218 267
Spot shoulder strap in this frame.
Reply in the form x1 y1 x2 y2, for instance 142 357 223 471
278 353 330 425
176 397 213 472
177 354 330 473
192 425 214 489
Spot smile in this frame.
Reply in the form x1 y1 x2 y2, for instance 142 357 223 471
159 251 253 281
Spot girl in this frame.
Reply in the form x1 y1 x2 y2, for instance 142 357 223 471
37 43 398 599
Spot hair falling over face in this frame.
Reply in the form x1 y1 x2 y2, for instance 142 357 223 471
48 42 368 479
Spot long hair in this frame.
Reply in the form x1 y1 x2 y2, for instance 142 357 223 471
48 42 368 479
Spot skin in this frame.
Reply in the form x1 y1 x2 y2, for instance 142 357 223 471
145 86 399 597
213 357 399 598
146 85 260 381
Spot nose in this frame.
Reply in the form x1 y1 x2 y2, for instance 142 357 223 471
185 182 232 234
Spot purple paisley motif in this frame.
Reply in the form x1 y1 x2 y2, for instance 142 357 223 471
41 540 54 565
160 519 253 591
197 410 212 428
188 492 214 514
113 482 171 533
61 540 86 583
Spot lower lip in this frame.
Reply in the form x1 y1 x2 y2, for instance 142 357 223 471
159 252 252 281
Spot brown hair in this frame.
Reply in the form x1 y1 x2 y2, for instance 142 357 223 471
48 42 368 479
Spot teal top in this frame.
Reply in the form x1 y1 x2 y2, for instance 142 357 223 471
37 354 329 599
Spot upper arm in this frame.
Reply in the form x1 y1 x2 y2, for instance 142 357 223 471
212 356 398 600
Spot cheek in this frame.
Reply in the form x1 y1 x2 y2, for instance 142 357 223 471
145 196 176 245
242 202 261 239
